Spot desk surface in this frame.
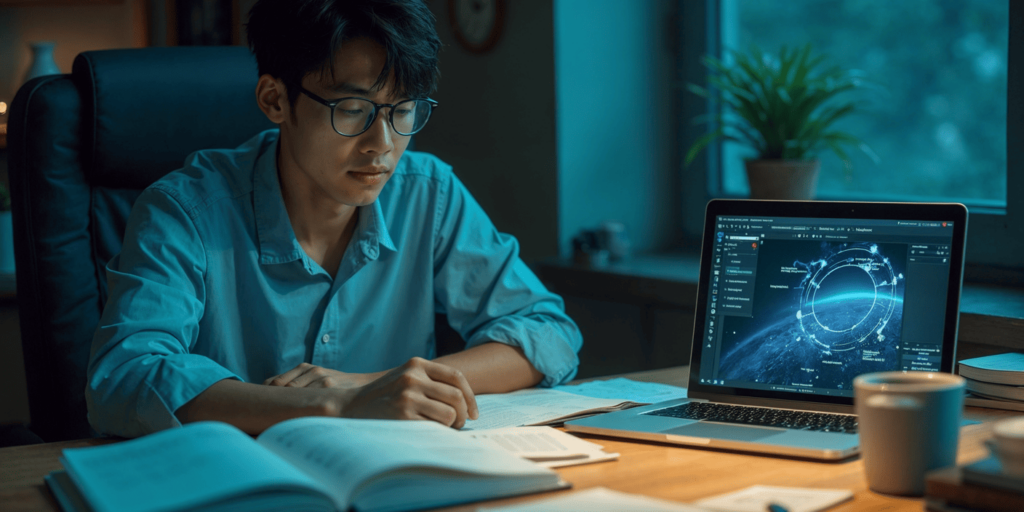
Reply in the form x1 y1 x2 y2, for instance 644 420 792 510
0 366 1016 512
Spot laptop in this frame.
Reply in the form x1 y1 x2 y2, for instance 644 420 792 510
566 199 968 460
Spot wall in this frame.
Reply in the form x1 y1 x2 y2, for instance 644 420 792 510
416 0 560 262
417 0 680 262
0 1 146 102
554 0 680 258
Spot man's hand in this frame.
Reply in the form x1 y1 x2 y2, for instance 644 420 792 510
264 363 381 389
267 358 479 429
339 357 479 428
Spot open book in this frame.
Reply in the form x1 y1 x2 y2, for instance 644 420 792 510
47 418 568 512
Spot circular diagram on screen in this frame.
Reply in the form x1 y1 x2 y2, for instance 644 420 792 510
796 244 901 352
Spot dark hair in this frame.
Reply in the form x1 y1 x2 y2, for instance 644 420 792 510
246 0 441 105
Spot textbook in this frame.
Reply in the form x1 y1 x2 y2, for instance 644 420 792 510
46 418 568 512
962 455 1024 494
964 392 1024 412
964 378 1024 402
959 353 1024 386
926 462 1024 512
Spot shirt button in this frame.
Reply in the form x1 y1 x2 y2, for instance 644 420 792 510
321 334 330 344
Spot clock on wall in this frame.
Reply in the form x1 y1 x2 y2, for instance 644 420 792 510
449 0 506 53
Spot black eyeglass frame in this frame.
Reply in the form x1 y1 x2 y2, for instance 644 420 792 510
298 86 439 137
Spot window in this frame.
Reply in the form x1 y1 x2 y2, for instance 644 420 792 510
680 0 1024 271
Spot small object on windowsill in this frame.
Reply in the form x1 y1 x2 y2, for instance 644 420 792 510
574 247 609 268
572 230 609 268
600 221 631 262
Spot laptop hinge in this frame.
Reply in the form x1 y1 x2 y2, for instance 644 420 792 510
689 392 855 415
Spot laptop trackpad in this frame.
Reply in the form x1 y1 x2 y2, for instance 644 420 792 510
665 422 783 442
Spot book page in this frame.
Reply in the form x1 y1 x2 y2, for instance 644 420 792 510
60 422 333 512
462 388 641 430
256 417 558 510
463 426 619 467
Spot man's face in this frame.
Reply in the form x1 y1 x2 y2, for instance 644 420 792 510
277 37 410 208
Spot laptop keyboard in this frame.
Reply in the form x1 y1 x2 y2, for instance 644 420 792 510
643 402 858 434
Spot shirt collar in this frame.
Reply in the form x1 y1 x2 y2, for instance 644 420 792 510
253 135 397 265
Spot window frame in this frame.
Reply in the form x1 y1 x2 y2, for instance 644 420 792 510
679 0 1023 274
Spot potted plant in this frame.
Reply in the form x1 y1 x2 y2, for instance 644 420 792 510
0 182 13 274
685 44 877 200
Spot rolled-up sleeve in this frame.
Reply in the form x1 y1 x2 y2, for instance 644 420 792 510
86 186 237 438
432 173 582 387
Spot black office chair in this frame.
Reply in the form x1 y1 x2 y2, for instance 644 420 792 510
8 47 275 442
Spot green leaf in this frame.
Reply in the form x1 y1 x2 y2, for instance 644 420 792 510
686 83 710 98
691 42 879 173
685 129 724 167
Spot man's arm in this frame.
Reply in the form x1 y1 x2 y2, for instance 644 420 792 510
431 169 583 389
434 342 544 394
179 357 480 434
267 341 543 397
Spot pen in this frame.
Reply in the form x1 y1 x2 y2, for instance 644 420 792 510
767 504 789 512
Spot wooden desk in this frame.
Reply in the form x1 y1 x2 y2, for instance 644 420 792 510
0 367 1016 512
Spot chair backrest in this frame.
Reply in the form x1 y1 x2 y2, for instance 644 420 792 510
8 47 275 441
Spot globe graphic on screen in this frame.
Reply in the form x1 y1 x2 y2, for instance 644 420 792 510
796 244 901 352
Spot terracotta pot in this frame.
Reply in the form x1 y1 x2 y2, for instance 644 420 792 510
744 159 820 200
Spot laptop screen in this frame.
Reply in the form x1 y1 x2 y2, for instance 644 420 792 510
692 204 965 403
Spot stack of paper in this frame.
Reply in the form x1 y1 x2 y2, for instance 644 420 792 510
463 378 688 430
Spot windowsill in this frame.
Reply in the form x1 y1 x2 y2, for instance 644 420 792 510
537 251 1024 352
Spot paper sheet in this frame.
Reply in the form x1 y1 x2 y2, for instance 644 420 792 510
554 377 688 403
463 389 635 430
477 487 709 512
695 485 853 512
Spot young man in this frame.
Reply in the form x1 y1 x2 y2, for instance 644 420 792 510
86 0 582 438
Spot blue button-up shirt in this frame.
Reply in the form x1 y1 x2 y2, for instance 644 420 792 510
86 130 582 438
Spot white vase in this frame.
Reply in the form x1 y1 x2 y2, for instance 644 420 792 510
23 41 61 83
0 211 14 274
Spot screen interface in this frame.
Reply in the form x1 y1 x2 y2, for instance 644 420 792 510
698 215 956 398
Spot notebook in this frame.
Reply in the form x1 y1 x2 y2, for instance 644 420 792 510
567 199 968 460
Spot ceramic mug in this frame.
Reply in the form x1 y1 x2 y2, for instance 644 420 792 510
854 371 965 496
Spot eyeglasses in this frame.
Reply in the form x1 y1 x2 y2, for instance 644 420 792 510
299 87 438 137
